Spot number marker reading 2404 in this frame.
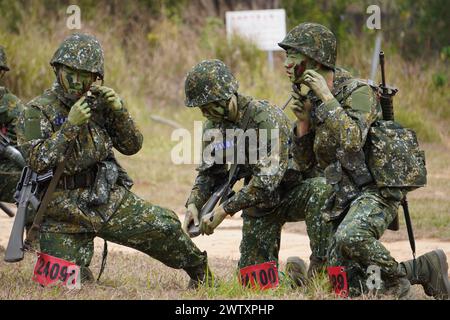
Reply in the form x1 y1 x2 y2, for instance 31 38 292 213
33 252 81 289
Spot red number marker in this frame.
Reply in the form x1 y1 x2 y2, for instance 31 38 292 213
33 252 80 289
327 266 349 298
239 261 279 290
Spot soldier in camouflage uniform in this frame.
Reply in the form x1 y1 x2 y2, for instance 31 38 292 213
0 46 25 203
16 33 210 287
279 22 450 298
182 59 332 271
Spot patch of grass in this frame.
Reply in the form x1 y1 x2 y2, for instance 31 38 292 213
396 109 441 143
0 247 429 300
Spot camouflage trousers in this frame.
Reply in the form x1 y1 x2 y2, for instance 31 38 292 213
39 189 207 281
239 177 333 269
327 189 406 295
0 160 22 203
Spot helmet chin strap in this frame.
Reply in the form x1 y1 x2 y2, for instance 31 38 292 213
225 94 238 122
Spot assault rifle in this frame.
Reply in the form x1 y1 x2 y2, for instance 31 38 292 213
379 51 401 232
4 167 53 262
379 50 417 274
379 51 415 244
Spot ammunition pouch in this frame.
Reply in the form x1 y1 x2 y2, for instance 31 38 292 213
57 160 122 207
109 156 134 190
88 161 119 206
58 169 96 190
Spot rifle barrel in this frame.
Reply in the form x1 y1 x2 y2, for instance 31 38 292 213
0 202 15 217
379 51 386 87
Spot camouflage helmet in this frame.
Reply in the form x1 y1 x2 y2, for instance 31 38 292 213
278 22 337 70
185 59 239 108
0 46 9 71
50 33 104 79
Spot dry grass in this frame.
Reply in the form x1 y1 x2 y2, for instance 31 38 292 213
0 246 430 300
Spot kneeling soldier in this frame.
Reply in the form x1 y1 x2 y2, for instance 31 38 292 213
279 22 449 299
182 59 332 279
0 46 25 204
17 33 211 288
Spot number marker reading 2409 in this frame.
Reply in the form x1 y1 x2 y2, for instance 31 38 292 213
33 252 81 289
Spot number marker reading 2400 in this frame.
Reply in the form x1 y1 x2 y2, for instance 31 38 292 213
239 261 279 290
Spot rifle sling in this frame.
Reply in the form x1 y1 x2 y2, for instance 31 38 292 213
25 140 76 245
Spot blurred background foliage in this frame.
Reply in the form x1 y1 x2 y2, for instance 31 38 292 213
0 0 448 230
0 0 448 146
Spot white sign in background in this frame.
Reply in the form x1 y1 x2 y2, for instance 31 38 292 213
225 9 286 52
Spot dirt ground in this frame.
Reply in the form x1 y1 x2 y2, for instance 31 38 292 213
1 206 449 276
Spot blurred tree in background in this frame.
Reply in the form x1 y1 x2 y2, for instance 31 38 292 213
1 0 447 59
0 0 448 142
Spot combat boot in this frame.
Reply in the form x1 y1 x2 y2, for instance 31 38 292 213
81 266 95 283
185 262 214 289
285 256 308 287
307 255 327 278
401 249 450 300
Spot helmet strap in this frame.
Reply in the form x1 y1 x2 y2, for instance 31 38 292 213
225 94 239 123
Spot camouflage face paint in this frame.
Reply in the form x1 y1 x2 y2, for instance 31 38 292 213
58 65 95 98
284 51 316 84
200 101 227 123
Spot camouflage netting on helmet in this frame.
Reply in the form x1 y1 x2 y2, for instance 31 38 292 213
0 46 9 71
279 22 337 70
50 33 104 79
185 59 239 108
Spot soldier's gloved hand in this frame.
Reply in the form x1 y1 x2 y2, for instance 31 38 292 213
291 87 312 121
68 96 91 126
200 205 228 236
91 85 123 111
182 203 200 234
302 70 334 103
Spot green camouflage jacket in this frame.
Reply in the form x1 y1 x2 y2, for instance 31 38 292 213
186 94 291 216
16 82 143 233
292 70 385 219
